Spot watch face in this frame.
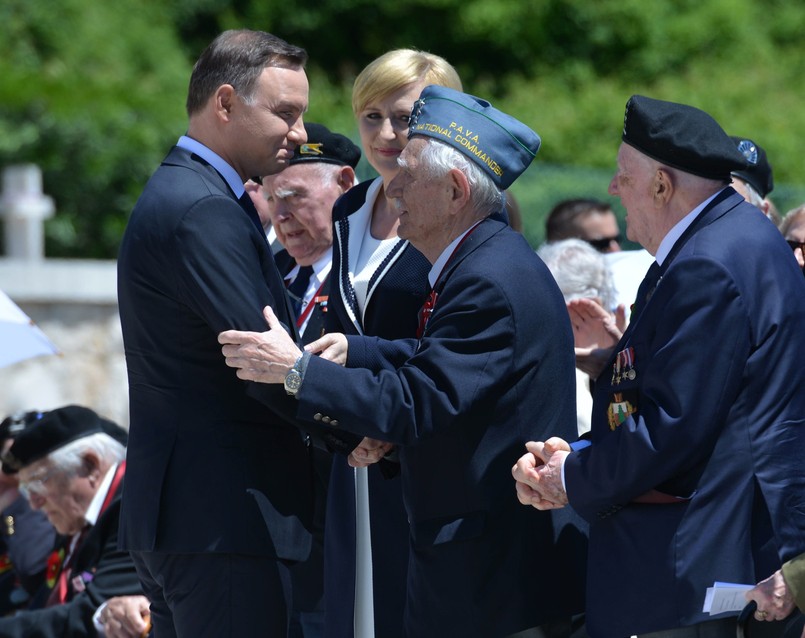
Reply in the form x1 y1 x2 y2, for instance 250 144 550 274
285 370 303 394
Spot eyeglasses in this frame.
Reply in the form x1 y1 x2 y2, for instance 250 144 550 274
786 239 805 253
19 467 61 500
585 235 622 251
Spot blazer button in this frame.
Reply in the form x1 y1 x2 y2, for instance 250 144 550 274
330 420 339 427
313 413 323 421
321 415 331 424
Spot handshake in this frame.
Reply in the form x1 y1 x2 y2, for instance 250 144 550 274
511 437 573 510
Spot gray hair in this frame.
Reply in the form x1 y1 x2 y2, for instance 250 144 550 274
538 238 617 310
417 139 505 217
47 433 125 476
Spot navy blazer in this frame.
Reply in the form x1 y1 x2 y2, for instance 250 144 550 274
296 215 583 636
118 147 356 564
564 189 805 636
322 178 429 638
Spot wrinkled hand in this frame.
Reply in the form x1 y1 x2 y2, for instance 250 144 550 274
567 298 623 379
348 437 394 468
567 297 623 349
101 595 151 638
305 333 348 366
512 437 570 510
219 306 302 384
746 568 796 622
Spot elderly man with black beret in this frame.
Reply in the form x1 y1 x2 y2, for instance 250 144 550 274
0 405 144 637
258 121 360 637
513 95 805 637
0 411 56 614
265 121 360 342
219 86 583 637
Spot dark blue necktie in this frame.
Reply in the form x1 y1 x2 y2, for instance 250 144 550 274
630 261 661 319
238 192 266 236
287 265 314 318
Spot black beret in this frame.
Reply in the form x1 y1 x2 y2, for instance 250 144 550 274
622 95 747 180
290 123 361 169
1 405 127 474
730 136 774 198
0 410 44 446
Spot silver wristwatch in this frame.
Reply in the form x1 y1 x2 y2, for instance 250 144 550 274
284 351 311 397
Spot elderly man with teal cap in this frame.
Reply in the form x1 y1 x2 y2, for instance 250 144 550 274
218 85 584 637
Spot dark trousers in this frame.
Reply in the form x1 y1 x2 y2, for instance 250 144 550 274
131 550 290 637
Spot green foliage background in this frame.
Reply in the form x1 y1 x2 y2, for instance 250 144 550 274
1 0 804 257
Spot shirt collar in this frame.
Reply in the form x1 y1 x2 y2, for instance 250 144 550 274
654 188 726 266
288 249 333 285
177 136 245 199
84 463 117 527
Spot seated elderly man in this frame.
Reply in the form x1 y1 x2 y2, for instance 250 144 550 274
0 410 56 613
0 405 143 637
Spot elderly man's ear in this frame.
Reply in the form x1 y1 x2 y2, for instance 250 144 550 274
80 452 103 485
447 168 471 210
337 166 357 192
652 168 675 206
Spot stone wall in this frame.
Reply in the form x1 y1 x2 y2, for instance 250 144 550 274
0 259 130 427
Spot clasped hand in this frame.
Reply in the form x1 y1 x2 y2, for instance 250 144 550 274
511 437 571 510
218 306 350 383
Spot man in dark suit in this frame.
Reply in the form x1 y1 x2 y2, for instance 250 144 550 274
117 30 358 637
219 86 584 637
514 96 805 637
0 405 141 637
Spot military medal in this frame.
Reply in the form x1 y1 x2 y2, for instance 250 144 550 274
607 392 637 430
621 347 636 380
611 347 637 385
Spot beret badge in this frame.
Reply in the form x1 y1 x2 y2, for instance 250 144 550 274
736 139 758 166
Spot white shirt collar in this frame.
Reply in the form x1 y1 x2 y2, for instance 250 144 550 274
654 188 726 266
84 463 118 527
177 136 244 199
288 249 333 286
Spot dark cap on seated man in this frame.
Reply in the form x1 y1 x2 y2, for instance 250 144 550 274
621 94 747 180
290 122 361 169
2 405 127 475
0 411 43 448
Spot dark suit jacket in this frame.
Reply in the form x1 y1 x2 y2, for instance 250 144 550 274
0 495 55 613
322 178 429 638
296 214 583 637
117 146 355 565
0 470 142 637
564 189 805 636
